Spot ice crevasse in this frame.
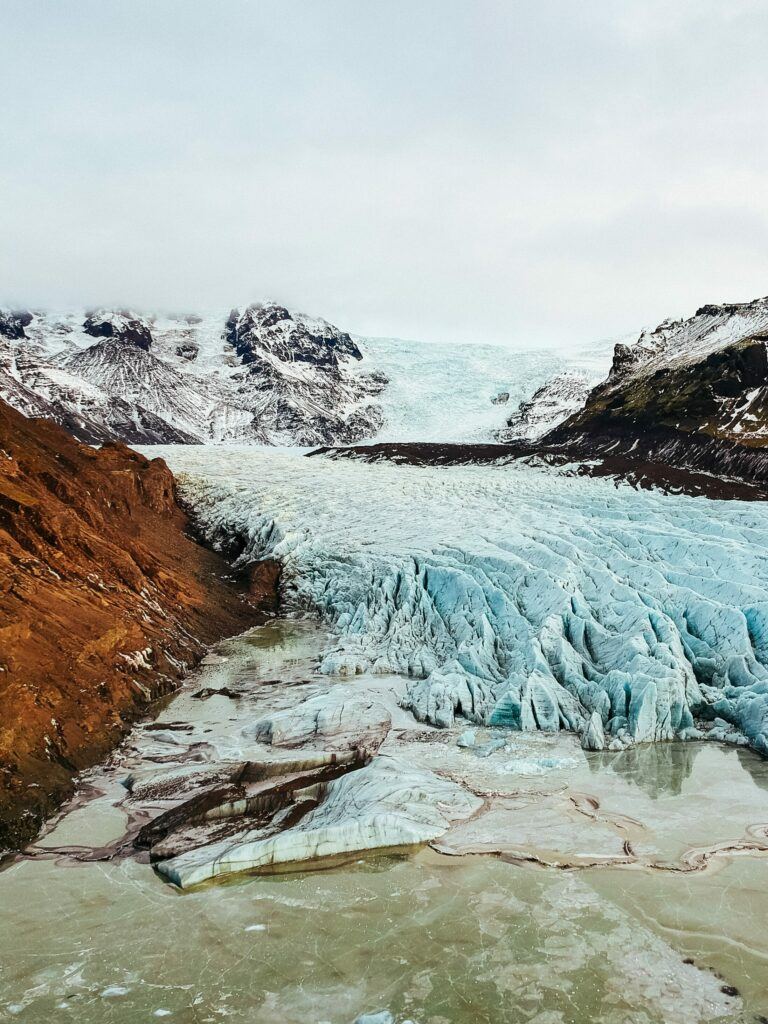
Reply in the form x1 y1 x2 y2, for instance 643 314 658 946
161 449 768 756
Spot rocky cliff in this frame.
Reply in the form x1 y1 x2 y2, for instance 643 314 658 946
0 302 386 447
0 399 274 850
497 371 591 441
223 303 386 445
542 297 768 486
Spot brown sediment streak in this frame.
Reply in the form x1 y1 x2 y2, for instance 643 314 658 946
310 437 768 501
23 753 370 867
569 791 645 833
432 819 768 875
660 837 768 874
494 849 635 870
430 840 768 874
531 834 768 874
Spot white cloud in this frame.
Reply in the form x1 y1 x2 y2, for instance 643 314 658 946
2 0 768 347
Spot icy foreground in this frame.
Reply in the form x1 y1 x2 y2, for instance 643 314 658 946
152 447 768 755
4 616 760 1020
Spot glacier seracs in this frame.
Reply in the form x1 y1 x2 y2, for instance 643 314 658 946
147 447 768 756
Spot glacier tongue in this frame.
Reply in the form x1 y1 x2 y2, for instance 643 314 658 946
149 447 768 755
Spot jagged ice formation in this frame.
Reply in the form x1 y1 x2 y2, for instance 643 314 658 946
150 447 768 757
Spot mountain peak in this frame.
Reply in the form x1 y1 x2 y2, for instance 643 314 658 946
83 310 153 351
226 302 363 368
0 303 384 447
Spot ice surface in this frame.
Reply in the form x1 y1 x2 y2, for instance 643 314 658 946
362 334 611 442
157 756 482 888
146 447 768 756
242 692 391 751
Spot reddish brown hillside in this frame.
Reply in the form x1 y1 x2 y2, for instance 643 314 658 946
0 400 271 849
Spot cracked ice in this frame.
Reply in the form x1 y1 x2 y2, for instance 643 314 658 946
149 447 768 756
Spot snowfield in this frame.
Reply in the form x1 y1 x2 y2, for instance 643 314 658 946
146 446 768 756
361 335 611 442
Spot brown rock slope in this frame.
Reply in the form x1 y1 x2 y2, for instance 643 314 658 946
0 399 273 850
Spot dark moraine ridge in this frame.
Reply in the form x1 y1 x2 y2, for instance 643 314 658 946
0 399 278 850
311 440 768 501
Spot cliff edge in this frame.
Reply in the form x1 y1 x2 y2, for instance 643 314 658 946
0 399 272 849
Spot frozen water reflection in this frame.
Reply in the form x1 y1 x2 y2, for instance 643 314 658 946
2 622 768 1022
0 851 753 1023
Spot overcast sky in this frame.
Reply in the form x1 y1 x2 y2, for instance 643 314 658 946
3 1 768 347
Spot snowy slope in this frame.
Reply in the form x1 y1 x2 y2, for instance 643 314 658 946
57 338 245 442
147 445 768 759
358 335 611 443
0 302 615 446
0 339 55 419
0 304 386 446
497 371 593 441
0 333 196 444
611 297 768 380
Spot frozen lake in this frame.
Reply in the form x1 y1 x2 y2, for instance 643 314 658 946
2 621 768 1022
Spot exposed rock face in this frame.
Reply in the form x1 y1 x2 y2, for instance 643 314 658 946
497 371 591 441
0 309 33 340
82 310 153 351
0 303 387 447
0 399 269 849
543 297 768 486
226 302 363 367
225 303 386 445
175 341 199 361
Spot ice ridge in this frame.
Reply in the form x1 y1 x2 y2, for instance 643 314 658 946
160 448 768 756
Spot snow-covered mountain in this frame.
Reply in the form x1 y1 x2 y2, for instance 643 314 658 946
223 304 387 445
0 303 386 446
539 296 768 487
9 292 766 461
0 301 617 447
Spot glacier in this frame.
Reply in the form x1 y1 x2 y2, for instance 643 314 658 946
363 333 611 442
147 446 768 757
0 304 613 447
